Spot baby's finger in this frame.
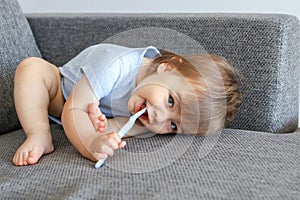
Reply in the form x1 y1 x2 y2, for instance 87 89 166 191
107 132 122 144
91 119 99 131
99 144 115 157
97 114 107 121
98 120 106 129
88 106 100 130
96 114 107 133
89 103 100 115
118 141 126 149
98 127 106 133
105 136 120 150
92 152 108 161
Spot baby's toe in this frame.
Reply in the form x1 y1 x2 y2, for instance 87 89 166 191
27 147 44 165
21 151 29 165
13 153 20 166
13 150 28 166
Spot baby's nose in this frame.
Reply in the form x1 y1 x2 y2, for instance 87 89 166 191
151 105 167 123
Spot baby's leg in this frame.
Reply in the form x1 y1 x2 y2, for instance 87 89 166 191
13 57 64 166
88 103 107 133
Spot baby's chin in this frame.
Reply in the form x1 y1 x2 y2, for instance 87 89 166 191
127 105 134 115
136 119 159 133
136 118 147 127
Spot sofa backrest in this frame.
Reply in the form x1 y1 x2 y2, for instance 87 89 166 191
26 13 299 133
0 0 41 135
27 14 300 132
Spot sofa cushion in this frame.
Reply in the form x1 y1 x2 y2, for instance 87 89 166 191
0 0 41 135
0 124 299 199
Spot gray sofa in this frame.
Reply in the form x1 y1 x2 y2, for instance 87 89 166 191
0 0 299 199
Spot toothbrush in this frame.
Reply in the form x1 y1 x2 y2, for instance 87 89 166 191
94 107 147 169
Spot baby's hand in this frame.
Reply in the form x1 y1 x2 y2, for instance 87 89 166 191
88 103 107 134
90 132 126 161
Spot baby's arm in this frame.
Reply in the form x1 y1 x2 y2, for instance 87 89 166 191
61 76 125 161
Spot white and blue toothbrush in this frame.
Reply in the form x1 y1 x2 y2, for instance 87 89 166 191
94 107 147 169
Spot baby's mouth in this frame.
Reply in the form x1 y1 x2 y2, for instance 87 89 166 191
138 101 148 119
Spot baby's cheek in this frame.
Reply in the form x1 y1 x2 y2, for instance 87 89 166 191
146 124 167 134
127 96 135 113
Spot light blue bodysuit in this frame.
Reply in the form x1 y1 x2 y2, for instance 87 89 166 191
50 43 160 124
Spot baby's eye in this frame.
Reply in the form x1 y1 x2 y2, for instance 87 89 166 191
170 121 177 132
168 95 174 108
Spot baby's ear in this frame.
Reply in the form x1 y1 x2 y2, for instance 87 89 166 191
156 62 174 73
171 56 183 63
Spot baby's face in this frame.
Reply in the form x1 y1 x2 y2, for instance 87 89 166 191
128 69 191 134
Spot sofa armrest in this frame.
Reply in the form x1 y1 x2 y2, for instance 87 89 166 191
26 13 300 133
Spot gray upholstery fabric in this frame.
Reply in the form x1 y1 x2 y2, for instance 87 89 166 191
26 13 300 133
0 124 299 199
0 0 41 135
1 8 299 199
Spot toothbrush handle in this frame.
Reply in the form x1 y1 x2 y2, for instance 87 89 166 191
95 159 105 169
118 119 133 138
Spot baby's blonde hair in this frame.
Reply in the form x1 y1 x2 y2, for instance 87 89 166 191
152 50 242 135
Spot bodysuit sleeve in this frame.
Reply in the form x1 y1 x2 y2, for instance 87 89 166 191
60 44 131 100
79 44 132 100
59 43 160 101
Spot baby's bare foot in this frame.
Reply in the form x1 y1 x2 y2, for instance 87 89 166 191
13 133 54 166
88 103 107 134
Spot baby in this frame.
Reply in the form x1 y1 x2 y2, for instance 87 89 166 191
13 43 242 166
